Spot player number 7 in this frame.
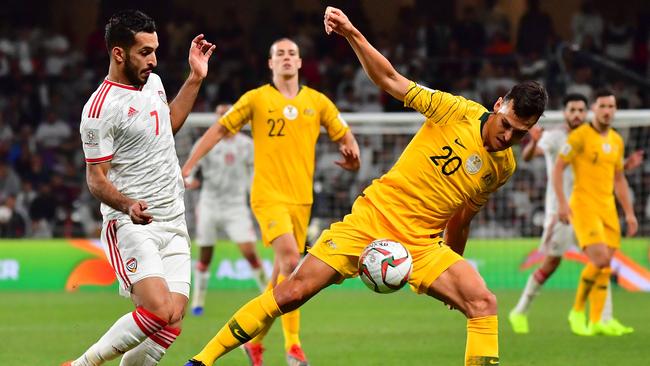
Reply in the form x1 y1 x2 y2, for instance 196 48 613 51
150 110 159 135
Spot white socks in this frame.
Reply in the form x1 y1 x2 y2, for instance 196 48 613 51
119 326 181 366
72 307 167 366
191 265 210 309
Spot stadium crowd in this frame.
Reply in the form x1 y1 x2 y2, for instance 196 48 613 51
0 0 649 238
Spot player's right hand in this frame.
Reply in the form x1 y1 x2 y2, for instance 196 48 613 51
324 6 354 36
625 214 638 237
215 104 232 117
128 200 153 225
557 203 571 225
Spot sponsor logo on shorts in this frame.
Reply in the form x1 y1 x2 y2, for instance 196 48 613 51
268 220 277 229
324 238 337 250
125 257 138 273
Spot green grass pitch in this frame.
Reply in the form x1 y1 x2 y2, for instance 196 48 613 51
2 288 649 365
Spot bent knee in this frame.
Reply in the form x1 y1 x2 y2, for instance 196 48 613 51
275 279 308 312
143 298 176 324
464 290 497 318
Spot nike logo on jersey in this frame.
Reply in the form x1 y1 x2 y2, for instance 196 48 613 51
454 138 466 149
268 108 275 113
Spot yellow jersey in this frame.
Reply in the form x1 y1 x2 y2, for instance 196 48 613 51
559 123 624 208
220 84 349 205
362 82 516 243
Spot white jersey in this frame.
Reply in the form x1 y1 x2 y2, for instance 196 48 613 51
80 74 185 222
194 133 253 204
538 126 574 216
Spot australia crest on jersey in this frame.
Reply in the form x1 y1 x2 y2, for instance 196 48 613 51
283 105 298 120
602 143 612 153
464 153 483 175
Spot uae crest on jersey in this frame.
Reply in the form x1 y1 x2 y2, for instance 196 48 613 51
465 153 483 175
158 90 168 104
126 257 138 273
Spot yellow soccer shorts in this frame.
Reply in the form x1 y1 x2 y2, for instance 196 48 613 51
571 203 620 248
308 196 462 294
251 201 311 253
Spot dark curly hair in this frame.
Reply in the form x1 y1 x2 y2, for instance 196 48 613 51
503 80 548 120
104 9 156 52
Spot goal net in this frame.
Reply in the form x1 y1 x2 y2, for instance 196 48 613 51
183 110 650 240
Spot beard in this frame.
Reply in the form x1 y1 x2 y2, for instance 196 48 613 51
124 54 151 86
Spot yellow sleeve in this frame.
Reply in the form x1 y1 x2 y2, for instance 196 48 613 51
219 90 255 134
559 128 583 163
403 81 472 126
319 92 349 141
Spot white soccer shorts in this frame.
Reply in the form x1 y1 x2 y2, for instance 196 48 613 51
195 201 257 246
101 216 191 298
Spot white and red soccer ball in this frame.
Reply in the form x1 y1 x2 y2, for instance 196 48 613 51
358 239 412 294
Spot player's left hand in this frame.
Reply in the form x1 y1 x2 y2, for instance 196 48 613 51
623 149 644 171
335 141 361 171
188 34 216 79
625 214 638 237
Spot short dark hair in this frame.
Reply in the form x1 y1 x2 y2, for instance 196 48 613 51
593 87 615 101
105 10 156 51
503 80 548 119
562 93 588 108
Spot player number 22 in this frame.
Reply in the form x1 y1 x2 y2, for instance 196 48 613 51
150 110 159 136
267 118 286 137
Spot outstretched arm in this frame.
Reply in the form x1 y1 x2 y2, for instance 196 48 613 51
445 203 480 256
182 122 229 179
521 126 544 161
324 6 410 101
169 34 216 134
334 130 361 171
552 158 571 224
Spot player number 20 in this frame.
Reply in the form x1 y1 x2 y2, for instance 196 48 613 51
430 145 461 175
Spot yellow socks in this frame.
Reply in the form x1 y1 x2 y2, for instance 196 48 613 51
573 263 600 312
465 315 499 365
588 267 611 323
249 282 276 345
276 273 302 350
192 290 282 365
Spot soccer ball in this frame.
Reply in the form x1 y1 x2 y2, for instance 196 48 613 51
358 239 412 294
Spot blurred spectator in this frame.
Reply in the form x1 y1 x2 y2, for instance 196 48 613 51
0 161 20 201
28 183 55 238
571 0 604 51
603 9 635 65
0 195 25 237
516 0 555 57
34 111 71 149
